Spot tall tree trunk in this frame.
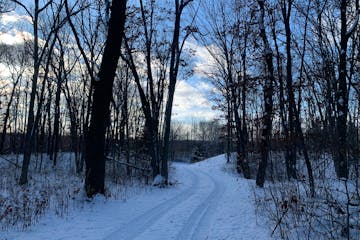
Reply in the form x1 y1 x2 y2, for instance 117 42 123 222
51 69 62 166
19 0 40 185
46 89 53 156
19 0 62 185
270 9 291 180
241 30 249 171
335 0 349 179
161 0 182 183
256 0 274 187
291 0 315 196
161 0 194 183
84 0 127 197
51 38 65 166
63 82 81 172
334 0 359 178
226 89 232 163
282 0 297 180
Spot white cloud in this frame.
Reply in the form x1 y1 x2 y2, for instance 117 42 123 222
184 39 220 78
171 39 221 123
0 63 11 78
0 11 32 25
197 81 214 92
0 11 32 45
172 80 218 122
0 29 33 44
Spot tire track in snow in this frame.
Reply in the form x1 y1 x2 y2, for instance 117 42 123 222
105 167 199 240
175 169 225 240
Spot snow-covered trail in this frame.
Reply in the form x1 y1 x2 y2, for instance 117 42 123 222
5 155 271 240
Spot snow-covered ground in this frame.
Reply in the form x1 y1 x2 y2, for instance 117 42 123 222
1 155 272 240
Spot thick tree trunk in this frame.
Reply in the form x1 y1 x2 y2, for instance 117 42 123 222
84 0 127 197
282 0 297 180
233 99 251 179
240 33 249 173
335 0 349 179
161 1 181 183
161 0 194 183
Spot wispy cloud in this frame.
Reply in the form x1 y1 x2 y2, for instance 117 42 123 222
184 39 220 78
0 29 33 44
0 11 32 45
0 11 32 25
173 80 218 122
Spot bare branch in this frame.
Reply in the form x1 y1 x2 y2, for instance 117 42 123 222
37 0 53 14
10 0 33 20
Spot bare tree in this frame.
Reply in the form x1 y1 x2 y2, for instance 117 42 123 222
161 0 194 183
280 0 314 196
0 44 28 153
13 0 68 185
335 0 359 179
84 0 127 197
255 0 274 187
121 0 166 179
197 0 251 178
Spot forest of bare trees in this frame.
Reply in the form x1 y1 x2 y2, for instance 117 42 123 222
0 0 359 239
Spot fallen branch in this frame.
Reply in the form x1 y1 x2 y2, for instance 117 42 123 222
0 155 21 168
271 207 289 236
105 156 150 174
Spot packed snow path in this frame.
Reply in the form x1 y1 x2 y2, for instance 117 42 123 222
7 155 271 240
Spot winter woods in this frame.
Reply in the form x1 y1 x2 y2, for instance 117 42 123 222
0 0 360 239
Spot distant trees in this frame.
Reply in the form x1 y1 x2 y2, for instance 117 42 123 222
0 44 28 154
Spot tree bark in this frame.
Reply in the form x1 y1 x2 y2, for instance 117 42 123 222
84 0 127 197
161 0 193 183
19 0 40 185
335 0 349 179
256 0 274 187
281 0 297 180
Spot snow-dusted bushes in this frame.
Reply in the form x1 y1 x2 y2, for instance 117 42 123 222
253 154 360 240
0 153 150 231
0 154 83 230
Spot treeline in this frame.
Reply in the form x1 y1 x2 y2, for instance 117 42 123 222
197 0 359 192
0 0 359 195
0 0 198 193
